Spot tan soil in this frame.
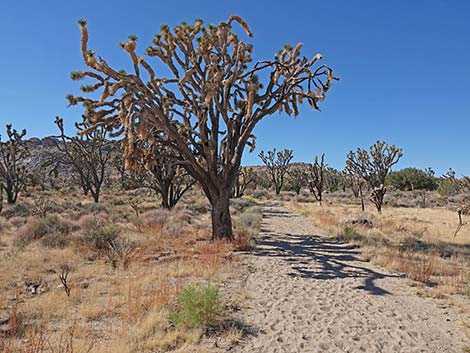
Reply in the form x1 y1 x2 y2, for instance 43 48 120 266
231 204 468 353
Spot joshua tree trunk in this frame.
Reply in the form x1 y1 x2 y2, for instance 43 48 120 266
371 187 385 213
4 181 17 204
359 184 365 212
159 181 174 209
208 190 233 241
161 188 170 209
0 182 3 213
91 188 100 203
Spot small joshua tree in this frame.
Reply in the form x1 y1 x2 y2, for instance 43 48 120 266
231 167 257 198
287 164 308 195
28 160 60 191
346 141 403 213
259 149 294 195
59 264 72 297
308 153 326 205
31 197 54 218
0 124 29 204
345 169 366 211
135 143 195 209
69 17 336 239
53 117 112 203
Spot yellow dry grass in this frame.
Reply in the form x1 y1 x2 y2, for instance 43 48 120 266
290 202 470 244
0 188 246 352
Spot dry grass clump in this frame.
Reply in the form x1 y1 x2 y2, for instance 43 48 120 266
232 200 262 251
233 213 261 251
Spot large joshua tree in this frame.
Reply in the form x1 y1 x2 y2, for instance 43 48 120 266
346 141 403 213
69 17 336 240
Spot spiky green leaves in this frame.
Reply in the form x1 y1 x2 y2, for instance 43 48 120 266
70 71 85 81
80 84 97 93
66 94 76 106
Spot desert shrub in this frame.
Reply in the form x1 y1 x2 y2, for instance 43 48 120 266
41 229 70 248
236 207 262 229
80 219 120 253
338 227 388 248
70 213 104 232
8 216 26 228
30 198 55 218
234 227 256 251
169 283 223 329
0 217 11 232
340 227 362 242
155 208 191 237
2 203 30 219
83 202 108 214
160 222 181 238
104 237 138 270
398 253 434 284
161 220 188 238
139 209 171 229
16 215 70 247
109 208 132 223
233 206 262 250
437 179 460 197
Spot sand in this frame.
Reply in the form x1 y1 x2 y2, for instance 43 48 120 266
231 204 468 353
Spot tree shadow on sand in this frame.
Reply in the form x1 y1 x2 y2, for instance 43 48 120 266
255 208 399 296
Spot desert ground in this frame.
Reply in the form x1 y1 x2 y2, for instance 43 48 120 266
1 187 469 352
230 203 468 353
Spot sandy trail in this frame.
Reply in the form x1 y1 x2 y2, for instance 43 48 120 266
232 204 467 353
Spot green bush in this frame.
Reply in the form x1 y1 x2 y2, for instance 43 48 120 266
80 219 120 253
341 227 362 242
387 168 438 192
169 283 223 329
437 178 460 197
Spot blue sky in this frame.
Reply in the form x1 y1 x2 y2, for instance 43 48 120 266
0 0 469 175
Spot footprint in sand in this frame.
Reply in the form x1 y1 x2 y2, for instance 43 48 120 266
230 204 469 353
